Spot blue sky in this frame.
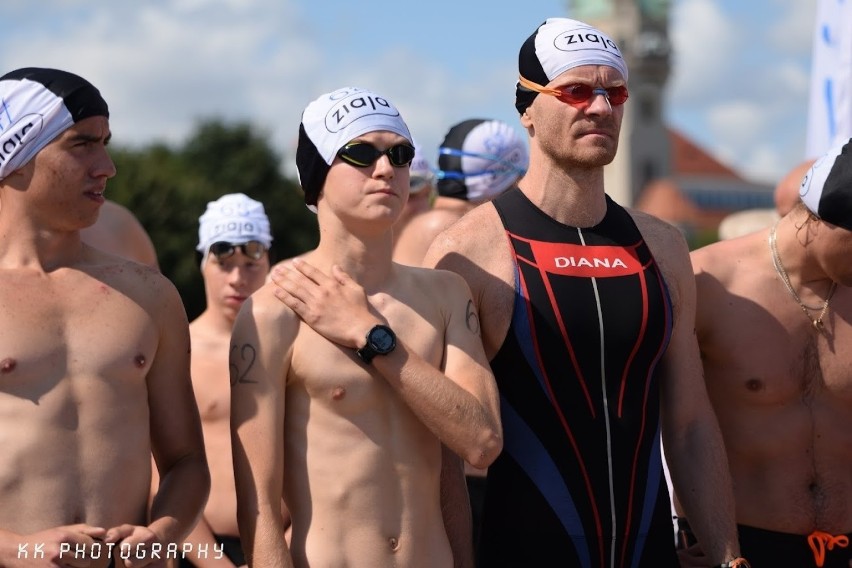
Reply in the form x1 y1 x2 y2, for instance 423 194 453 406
0 0 817 187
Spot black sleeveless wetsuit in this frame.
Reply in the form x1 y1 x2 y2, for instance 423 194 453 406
478 188 677 567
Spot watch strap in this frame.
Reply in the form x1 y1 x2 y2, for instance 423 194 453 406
355 342 378 364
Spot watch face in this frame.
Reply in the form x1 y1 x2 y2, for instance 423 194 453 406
371 328 395 352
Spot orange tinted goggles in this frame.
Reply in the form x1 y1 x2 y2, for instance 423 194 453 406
519 75 628 107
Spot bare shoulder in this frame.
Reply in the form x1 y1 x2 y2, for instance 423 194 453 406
268 253 310 281
397 263 474 302
691 231 763 280
233 281 301 349
628 209 692 282
405 207 465 241
421 205 514 356
97 200 140 230
628 209 690 259
423 203 507 273
690 230 769 313
690 239 731 278
394 264 486 353
392 209 460 267
242 281 299 324
625 209 697 322
82 200 158 268
87 250 171 301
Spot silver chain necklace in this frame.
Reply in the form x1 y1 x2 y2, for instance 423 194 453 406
769 220 837 332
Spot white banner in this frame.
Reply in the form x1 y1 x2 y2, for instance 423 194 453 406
806 0 852 158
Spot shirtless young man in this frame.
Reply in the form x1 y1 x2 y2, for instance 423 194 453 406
687 140 852 567
0 68 209 567
230 86 502 568
423 18 743 568
392 118 527 267
180 193 277 567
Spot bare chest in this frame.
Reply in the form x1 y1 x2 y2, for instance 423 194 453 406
702 292 852 404
0 275 158 397
289 302 445 418
191 345 231 422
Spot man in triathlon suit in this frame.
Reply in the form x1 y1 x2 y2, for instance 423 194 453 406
685 140 852 567
424 17 745 568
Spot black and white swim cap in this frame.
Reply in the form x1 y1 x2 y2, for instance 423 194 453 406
296 86 412 209
0 67 109 180
516 18 628 114
799 138 852 231
197 192 273 254
437 119 528 203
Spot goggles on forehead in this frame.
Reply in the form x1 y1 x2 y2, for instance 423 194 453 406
337 142 416 168
518 75 629 107
208 240 268 262
436 147 527 180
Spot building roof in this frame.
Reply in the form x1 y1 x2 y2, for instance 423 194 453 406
669 127 744 180
635 127 774 238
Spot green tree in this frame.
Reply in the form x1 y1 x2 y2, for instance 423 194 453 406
107 118 318 321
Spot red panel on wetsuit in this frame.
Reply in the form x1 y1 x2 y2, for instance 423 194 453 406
529 241 643 278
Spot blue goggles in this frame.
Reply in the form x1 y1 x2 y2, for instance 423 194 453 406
435 147 527 180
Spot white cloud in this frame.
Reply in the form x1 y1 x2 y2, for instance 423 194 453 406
706 101 776 180
0 0 822 190
0 2 332 164
0 0 530 179
668 0 742 102
667 0 816 184
769 0 818 55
